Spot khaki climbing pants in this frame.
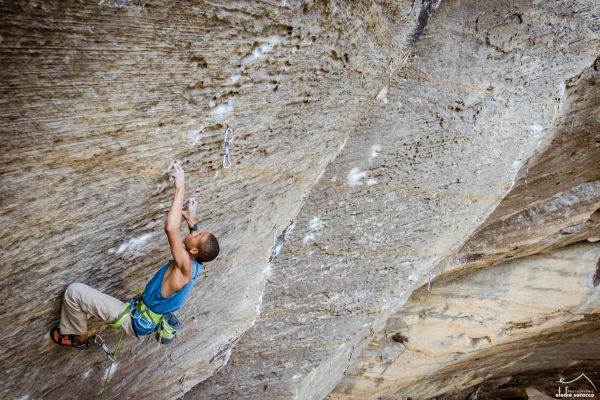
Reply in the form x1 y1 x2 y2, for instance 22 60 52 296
59 282 136 337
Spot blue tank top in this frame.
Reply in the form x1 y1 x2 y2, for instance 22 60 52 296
142 259 203 314
132 259 202 336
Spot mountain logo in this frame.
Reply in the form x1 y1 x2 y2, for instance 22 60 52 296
554 374 597 398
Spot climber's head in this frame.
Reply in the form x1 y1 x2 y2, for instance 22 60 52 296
184 231 220 263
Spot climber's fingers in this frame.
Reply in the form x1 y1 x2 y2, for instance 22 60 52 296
170 163 185 188
169 162 183 175
169 163 184 178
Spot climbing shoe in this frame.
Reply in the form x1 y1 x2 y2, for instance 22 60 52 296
50 327 90 349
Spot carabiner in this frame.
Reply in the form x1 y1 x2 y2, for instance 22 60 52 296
93 334 116 362
223 126 233 169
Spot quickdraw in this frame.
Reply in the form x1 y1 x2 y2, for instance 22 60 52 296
525 158 530 186
92 333 116 362
427 269 432 296
91 331 124 400
388 57 395 88
269 225 277 262
180 375 186 399
223 125 233 169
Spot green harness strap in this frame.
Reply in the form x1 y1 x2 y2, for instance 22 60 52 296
109 302 131 329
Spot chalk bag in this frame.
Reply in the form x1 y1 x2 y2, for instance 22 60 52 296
156 313 180 345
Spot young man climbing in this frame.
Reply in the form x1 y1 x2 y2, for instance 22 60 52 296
50 163 220 348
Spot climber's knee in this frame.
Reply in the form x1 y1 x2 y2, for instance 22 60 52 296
64 282 89 302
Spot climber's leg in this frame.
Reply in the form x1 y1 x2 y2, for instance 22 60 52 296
58 282 135 338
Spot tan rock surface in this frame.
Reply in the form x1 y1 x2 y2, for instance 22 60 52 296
193 0 600 399
453 63 600 272
0 0 439 398
329 242 600 399
1 0 599 398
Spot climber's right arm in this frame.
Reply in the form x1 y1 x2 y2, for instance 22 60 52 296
164 163 192 272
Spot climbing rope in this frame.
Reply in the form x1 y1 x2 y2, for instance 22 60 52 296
223 125 233 169
93 331 124 400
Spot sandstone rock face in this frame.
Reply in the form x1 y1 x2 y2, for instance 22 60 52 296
328 242 600 399
0 0 439 399
193 0 600 399
1 0 599 399
453 63 600 273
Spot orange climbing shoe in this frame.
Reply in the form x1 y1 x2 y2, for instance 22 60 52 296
50 327 90 349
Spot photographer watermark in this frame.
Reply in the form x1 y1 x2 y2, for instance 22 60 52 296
554 374 597 398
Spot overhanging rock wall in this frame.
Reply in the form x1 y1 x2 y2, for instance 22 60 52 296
193 0 600 399
0 0 439 398
452 62 600 272
1 0 600 399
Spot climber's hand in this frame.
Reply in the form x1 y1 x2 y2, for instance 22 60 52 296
183 198 196 224
170 163 185 190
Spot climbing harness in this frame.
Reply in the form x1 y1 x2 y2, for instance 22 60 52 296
388 57 395 88
525 158 530 186
110 291 180 344
223 125 233 169
92 331 124 400
180 375 186 399
93 292 181 398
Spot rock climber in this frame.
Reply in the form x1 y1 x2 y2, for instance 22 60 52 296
50 163 220 348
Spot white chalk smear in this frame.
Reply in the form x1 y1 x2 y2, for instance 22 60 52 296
108 233 153 254
241 37 282 65
371 145 381 159
103 362 118 381
339 138 348 152
367 179 378 186
164 160 181 181
376 87 388 102
511 159 521 173
348 167 367 186
303 233 314 245
191 129 203 145
530 124 544 137
263 264 273 279
309 216 323 230
256 294 263 316
211 99 233 115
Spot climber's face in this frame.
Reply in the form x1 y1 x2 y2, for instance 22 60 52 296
183 231 210 257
